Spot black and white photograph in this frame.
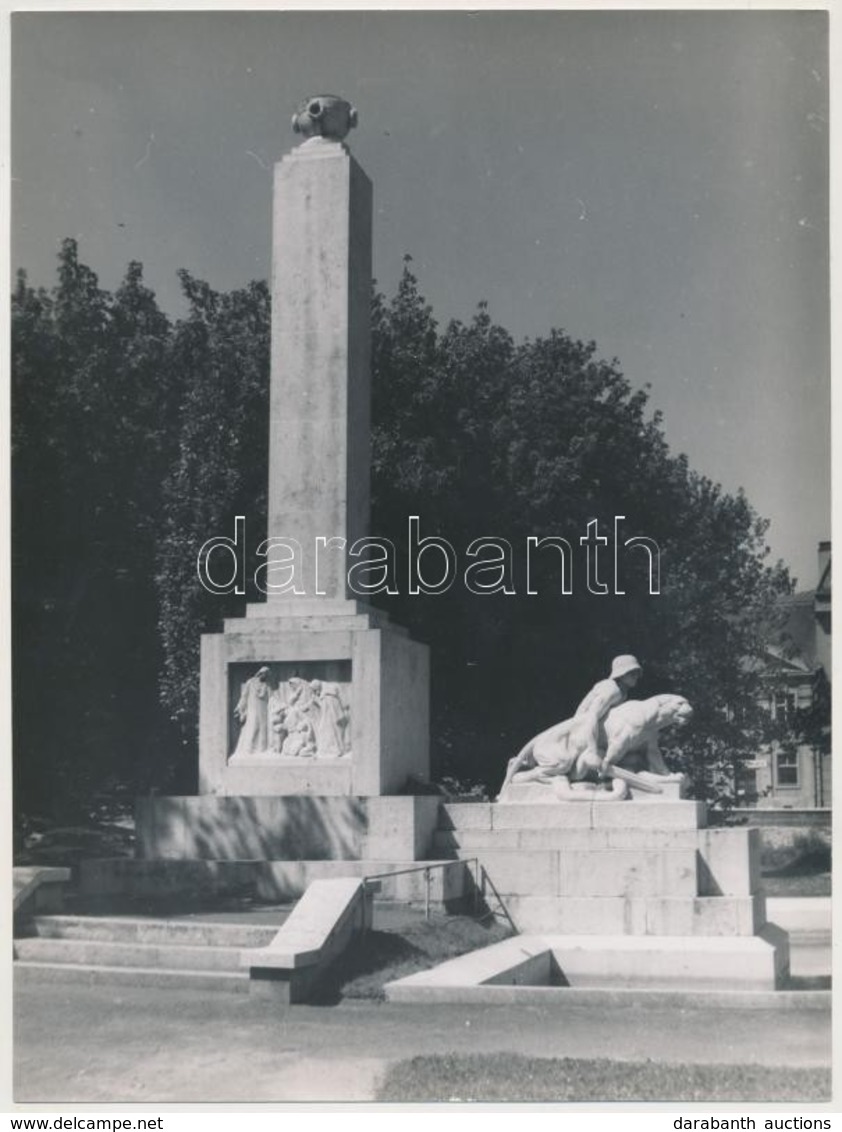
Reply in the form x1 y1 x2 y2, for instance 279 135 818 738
8 4 832 1111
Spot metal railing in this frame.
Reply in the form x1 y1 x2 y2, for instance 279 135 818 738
362 858 479 921
478 864 518 933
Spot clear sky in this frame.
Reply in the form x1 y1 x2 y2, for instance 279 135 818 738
10 8 830 590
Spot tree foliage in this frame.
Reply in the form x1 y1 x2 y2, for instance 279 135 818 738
12 241 177 814
12 246 796 817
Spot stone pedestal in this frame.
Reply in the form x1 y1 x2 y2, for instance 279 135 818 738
199 601 429 796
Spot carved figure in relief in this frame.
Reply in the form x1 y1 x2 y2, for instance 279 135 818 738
268 687 289 754
310 679 350 758
233 666 272 755
280 703 317 758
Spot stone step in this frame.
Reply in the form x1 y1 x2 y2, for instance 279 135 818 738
500 894 765 936
474 848 698 898
14 960 248 994
436 826 760 900
384 925 789 998
26 914 280 949
546 930 788 991
434 828 711 852
439 801 707 832
14 937 247 973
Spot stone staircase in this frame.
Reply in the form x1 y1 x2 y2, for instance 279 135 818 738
14 914 282 993
427 798 789 991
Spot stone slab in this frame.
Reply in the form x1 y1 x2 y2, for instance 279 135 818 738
766 897 831 936
590 802 707 829
643 896 766 937
199 622 429 796
501 780 690 804
15 937 245 973
557 849 697 898
473 850 559 897
499 895 765 937
13 867 72 915
241 877 370 972
504 896 649 935
135 795 367 860
78 857 471 907
383 982 829 1010
135 794 439 862
474 847 696 899
384 926 789 994
438 803 492 831
697 827 760 896
491 804 593 830
444 801 707 831
13 961 249 995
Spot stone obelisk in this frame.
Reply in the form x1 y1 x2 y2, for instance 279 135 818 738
268 95 371 604
198 96 430 797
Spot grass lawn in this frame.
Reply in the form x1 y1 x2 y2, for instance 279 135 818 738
315 909 512 1002
761 873 831 897
376 1054 831 1103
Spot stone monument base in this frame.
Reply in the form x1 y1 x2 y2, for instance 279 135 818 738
200 601 429 797
500 777 691 803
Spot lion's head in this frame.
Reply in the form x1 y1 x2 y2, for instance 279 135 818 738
653 694 693 729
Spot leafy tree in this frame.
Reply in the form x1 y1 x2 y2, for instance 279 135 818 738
370 262 792 799
12 241 177 818
12 246 794 816
155 272 270 782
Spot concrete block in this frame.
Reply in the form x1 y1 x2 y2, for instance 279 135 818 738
439 803 492 831
603 828 697 850
557 850 697 898
644 896 766 937
220 761 354 797
591 802 707 829
364 796 439 859
766 897 831 935
697 827 760 896
505 896 648 935
384 929 791 995
516 828 610 850
547 932 787 991
13 867 72 917
241 877 372 1003
78 856 471 907
475 850 558 897
199 620 428 798
432 829 520 853
15 937 244 973
629 777 690 800
491 804 592 829
135 795 367 860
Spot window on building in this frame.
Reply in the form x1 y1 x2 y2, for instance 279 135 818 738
776 749 799 788
771 690 798 722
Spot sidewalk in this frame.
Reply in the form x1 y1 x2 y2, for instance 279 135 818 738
13 974 830 1104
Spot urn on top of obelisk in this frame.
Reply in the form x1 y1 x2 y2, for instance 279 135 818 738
292 94 358 142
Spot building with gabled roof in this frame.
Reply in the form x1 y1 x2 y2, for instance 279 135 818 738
746 541 831 808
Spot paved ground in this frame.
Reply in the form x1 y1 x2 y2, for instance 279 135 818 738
13 975 831 1104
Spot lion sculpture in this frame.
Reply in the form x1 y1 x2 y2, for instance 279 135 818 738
498 694 692 801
